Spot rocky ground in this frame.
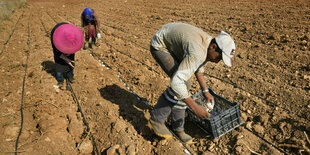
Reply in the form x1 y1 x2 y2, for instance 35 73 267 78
0 0 309 154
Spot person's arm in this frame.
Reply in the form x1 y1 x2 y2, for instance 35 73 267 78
170 53 210 118
195 72 214 104
81 15 84 29
92 11 100 31
81 15 87 34
60 54 74 68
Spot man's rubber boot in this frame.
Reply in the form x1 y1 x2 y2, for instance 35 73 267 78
148 119 173 139
175 131 193 144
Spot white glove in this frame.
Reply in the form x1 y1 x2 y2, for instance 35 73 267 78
97 33 101 40
205 101 214 112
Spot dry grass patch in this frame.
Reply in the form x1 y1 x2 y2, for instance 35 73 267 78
0 0 26 29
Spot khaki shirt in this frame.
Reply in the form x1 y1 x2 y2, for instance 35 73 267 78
150 22 212 100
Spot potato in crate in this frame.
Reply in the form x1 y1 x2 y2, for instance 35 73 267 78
186 88 243 138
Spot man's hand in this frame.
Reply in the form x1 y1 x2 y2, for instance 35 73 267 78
183 97 210 119
60 54 75 68
192 104 210 119
203 91 214 105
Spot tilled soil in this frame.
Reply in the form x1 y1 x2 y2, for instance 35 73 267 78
0 0 309 154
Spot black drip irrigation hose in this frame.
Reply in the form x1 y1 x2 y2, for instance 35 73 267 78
0 12 24 55
15 11 31 155
168 130 193 155
66 80 100 155
37 14 100 154
12 12 100 154
243 125 288 155
203 73 309 122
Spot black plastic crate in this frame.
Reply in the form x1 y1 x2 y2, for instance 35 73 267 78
186 88 243 138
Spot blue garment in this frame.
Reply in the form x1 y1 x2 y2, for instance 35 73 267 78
82 8 93 21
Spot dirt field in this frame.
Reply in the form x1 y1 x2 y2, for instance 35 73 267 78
0 0 309 154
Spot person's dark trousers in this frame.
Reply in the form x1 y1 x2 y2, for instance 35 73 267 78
56 69 74 83
151 93 186 132
150 46 190 132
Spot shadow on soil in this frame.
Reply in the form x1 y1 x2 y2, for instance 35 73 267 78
41 60 56 77
98 84 164 142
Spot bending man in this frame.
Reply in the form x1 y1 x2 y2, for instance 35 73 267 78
148 22 236 143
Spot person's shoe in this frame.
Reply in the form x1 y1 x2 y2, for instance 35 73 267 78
147 119 173 139
66 83 71 91
92 38 100 47
175 131 193 144
68 77 75 83
57 82 64 90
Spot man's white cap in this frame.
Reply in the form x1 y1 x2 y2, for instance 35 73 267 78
215 31 236 67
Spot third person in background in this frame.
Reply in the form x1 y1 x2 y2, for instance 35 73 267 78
81 8 100 49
